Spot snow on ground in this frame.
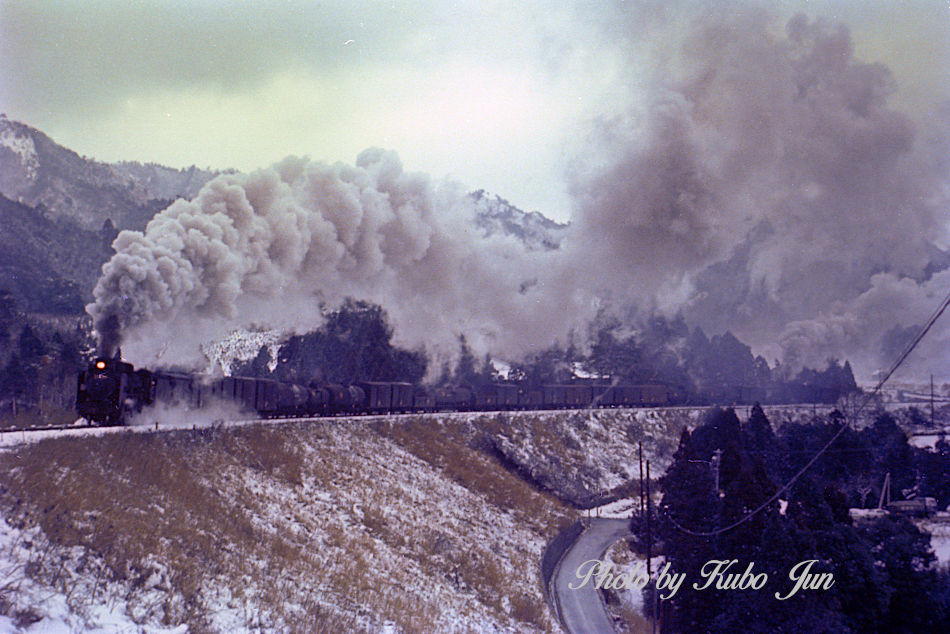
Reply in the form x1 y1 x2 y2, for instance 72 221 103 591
920 518 950 569
0 413 254 450
0 122 39 182
479 407 704 506
476 405 829 506
0 421 126 448
0 403 853 630
600 540 654 629
1 404 836 502
0 417 567 631
0 514 187 633
225 424 552 631
585 498 639 519
909 433 948 450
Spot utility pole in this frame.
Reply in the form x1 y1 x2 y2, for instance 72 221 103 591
878 472 891 510
712 448 723 496
646 459 656 634
646 460 652 577
639 442 645 516
931 374 935 427
712 448 723 552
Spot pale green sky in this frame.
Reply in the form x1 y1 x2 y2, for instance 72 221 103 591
1 0 947 222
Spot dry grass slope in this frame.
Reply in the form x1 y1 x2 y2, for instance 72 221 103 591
0 418 571 631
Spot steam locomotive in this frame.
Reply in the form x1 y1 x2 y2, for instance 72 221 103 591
76 356 671 426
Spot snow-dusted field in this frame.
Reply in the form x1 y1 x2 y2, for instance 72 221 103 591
0 416 575 632
0 402 866 631
0 515 187 634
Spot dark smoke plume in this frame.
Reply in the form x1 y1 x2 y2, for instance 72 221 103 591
562 7 950 380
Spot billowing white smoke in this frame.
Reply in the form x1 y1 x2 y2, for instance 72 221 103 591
89 6 950 383
564 8 950 380
88 149 590 371
779 269 950 379
127 396 253 429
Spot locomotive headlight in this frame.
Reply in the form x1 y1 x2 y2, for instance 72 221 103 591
96 361 107 370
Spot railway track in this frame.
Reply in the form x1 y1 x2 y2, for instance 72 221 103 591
0 423 85 434
0 402 839 449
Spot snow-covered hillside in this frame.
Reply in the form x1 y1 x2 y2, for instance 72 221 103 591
0 403 863 631
200 328 285 376
0 418 571 632
0 120 39 183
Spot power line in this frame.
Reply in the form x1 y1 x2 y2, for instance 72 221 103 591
667 285 950 537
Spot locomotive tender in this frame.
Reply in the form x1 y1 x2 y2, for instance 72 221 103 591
76 356 670 426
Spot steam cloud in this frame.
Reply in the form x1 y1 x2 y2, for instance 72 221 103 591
563 9 950 380
89 7 950 382
88 150 589 370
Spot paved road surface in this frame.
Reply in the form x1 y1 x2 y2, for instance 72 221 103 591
553 518 632 633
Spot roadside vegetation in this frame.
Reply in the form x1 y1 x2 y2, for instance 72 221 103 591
647 405 950 632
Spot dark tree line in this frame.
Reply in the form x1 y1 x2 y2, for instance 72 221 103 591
234 299 427 386
0 289 89 423
649 406 950 632
510 313 858 404
434 334 501 387
247 303 859 404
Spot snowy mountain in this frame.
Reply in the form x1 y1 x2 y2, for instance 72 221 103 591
0 116 567 246
0 115 220 232
469 189 567 251
0 117 566 320
0 193 114 313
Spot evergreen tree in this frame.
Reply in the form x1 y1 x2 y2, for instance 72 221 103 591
657 426 719 631
262 299 426 385
234 346 274 378
861 516 948 633
652 406 949 632
17 325 45 360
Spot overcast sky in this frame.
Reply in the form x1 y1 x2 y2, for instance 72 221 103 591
1 0 947 222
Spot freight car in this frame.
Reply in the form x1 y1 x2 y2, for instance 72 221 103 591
76 356 671 426
886 498 938 517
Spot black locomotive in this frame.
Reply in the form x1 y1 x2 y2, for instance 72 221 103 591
76 356 671 426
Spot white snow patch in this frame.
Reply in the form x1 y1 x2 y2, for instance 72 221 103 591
909 433 947 450
0 514 186 633
920 518 950 569
586 498 639 519
0 125 39 182
200 328 285 375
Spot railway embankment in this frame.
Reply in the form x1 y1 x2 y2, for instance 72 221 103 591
0 417 572 631
0 404 838 631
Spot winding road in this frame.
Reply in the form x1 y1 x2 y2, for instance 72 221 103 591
552 518 633 633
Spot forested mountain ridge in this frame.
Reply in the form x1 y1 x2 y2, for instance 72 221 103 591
0 115 219 232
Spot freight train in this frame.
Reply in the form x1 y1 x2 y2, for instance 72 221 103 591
76 356 671 426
